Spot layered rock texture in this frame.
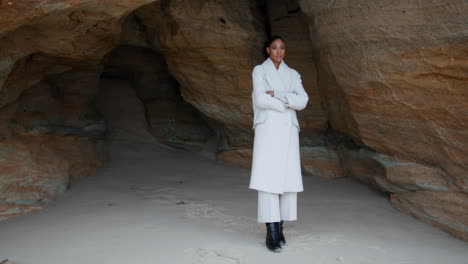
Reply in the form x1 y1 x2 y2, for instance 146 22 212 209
0 56 107 219
0 0 156 219
131 0 267 151
299 0 468 240
0 0 466 242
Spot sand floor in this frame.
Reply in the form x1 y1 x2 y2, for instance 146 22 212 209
1 140 467 264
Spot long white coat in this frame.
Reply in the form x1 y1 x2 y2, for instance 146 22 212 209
249 57 309 194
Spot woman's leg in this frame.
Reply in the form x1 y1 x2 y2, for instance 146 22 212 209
257 190 280 223
279 192 297 221
258 190 282 252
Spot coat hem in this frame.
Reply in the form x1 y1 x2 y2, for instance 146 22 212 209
249 185 304 194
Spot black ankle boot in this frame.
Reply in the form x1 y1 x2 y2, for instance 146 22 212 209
265 222 282 253
276 221 286 246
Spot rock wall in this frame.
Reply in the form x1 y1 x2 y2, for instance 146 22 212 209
0 57 106 219
0 0 157 108
0 0 157 219
133 0 267 152
299 0 468 240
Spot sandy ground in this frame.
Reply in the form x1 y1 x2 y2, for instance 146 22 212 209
0 140 467 264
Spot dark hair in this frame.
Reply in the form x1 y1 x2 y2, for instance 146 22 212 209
263 36 285 58
265 35 285 49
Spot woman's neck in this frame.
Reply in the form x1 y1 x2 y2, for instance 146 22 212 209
272 59 281 69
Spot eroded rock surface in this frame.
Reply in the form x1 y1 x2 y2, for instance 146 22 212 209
301 146 345 179
0 0 154 219
133 0 267 150
391 190 468 241
299 0 468 240
0 70 106 219
0 0 157 108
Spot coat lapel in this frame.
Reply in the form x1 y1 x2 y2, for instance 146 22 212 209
262 58 292 92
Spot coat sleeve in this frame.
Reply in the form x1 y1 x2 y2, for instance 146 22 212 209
273 92 289 105
284 72 309 111
252 66 286 112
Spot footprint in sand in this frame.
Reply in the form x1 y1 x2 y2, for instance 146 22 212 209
184 201 260 234
129 185 261 234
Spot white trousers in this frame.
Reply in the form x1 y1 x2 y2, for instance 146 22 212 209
257 191 297 223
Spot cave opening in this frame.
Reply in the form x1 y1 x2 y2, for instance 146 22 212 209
97 45 214 151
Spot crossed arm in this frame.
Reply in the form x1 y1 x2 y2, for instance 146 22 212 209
252 67 287 112
252 66 309 111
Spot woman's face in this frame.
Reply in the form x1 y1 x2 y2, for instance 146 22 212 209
266 39 286 65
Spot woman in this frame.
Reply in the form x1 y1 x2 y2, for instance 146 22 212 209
249 36 309 253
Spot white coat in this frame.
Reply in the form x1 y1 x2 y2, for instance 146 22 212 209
249 57 309 194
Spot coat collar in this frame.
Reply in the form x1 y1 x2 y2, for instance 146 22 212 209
262 57 289 73
261 57 292 91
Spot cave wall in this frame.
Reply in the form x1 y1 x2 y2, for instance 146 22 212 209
132 0 267 152
0 55 107 220
0 0 266 219
299 0 468 240
0 0 157 108
100 45 213 150
0 0 158 219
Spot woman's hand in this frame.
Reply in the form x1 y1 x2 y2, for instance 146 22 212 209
266 91 275 96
